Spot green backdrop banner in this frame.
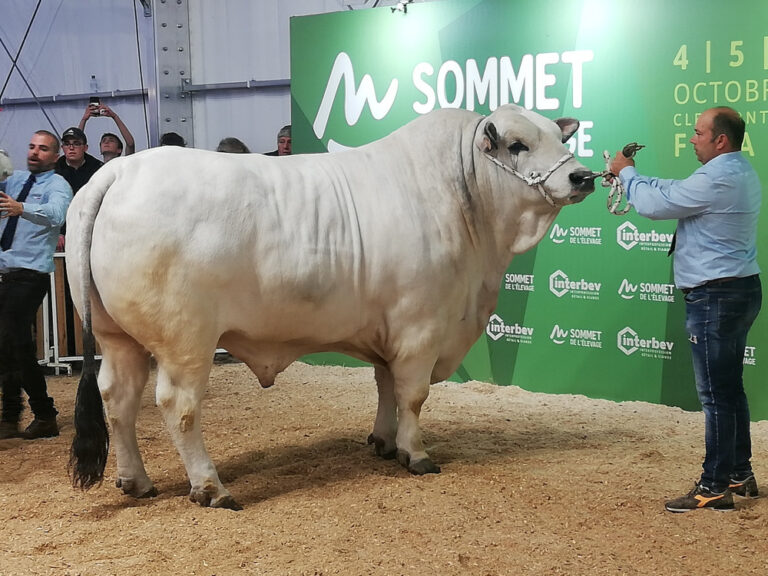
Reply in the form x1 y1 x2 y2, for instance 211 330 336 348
290 0 768 418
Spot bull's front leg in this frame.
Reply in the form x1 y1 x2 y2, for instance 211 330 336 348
368 365 398 459
389 357 441 475
155 363 241 510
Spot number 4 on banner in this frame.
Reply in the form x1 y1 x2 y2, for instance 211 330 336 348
673 45 688 70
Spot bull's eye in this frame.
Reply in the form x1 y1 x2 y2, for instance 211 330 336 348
508 141 529 155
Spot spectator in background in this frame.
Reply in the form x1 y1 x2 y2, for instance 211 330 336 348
98 133 127 163
54 125 104 350
264 125 291 156
55 127 102 250
160 132 186 147
55 127 102 196
216 137 250 154
78 103 135 162
0 130 72 440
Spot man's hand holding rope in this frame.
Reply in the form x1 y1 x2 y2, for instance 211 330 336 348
600 143 644 215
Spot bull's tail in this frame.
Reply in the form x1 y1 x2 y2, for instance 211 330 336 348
68 170 114 490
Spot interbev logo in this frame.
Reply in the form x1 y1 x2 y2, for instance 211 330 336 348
550 324 603 349
617 326 674 360
549 269 601 301
549 224 602 246
616 221 674 253
486 314 534 344
617 278 676 303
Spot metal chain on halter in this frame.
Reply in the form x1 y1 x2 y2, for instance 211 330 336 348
600 142 645 215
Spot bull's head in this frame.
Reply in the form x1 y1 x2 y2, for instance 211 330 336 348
475 104 595 207
0 149 12 182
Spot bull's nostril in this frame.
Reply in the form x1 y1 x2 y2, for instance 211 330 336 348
569 170 597 188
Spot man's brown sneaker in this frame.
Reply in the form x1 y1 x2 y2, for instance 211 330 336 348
665 483 734 513
729 475 759 498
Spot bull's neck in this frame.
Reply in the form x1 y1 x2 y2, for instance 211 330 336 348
467 146 560 270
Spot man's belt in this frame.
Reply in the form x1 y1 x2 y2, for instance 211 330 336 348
681 274 758 294
0 269 47 282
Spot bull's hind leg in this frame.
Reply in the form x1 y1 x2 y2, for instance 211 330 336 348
98 334 156 498
155 362 240 510
368 365 398 459
390 357 441 475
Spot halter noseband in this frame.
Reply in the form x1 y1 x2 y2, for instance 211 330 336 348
482 150 575 208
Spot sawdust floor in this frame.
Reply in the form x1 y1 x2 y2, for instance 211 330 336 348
1 361 767 576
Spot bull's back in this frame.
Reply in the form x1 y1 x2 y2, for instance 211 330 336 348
74 113 483 356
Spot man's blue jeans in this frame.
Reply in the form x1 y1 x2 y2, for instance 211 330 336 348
684 274 762 492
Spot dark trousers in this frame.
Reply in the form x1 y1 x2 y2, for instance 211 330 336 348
0 269 57 423
684 275 762 492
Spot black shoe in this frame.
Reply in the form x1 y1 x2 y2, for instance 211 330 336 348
664 483 734 513
21 418 59 439
729 475 759 498
0 421 20 439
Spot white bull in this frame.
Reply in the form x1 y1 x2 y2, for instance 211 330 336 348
67 104 596 509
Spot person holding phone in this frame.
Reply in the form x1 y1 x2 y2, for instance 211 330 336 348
78 101 136 162
0 130 72 440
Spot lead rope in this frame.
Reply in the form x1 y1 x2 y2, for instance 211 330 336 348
600 142 645 215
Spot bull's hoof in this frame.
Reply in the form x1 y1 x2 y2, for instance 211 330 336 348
367 433 397 460
212 495 243 511
189 487 241 510
189 488 213 507
410 458 441 475
116 477 158 498
137 486 159 498
397 450 441 475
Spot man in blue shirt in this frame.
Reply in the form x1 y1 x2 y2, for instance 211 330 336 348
611 107 762 512
0 130 73 440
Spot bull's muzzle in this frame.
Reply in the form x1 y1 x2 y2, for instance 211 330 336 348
569 169 599 189
567 169 597 203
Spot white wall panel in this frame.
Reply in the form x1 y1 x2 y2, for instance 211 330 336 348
0 0 432 168
0 0 154 169
186 0 353 153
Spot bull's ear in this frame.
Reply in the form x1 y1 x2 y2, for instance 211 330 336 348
555 118 580 143
476 121 499 152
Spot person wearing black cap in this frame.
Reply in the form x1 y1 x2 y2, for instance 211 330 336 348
55 126 103 195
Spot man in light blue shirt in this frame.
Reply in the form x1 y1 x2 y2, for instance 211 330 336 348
0 130 73 440
611 107 762 512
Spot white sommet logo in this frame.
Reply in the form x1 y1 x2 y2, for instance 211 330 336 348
549 224 568 244
550 324 568 344
618 278 638 300
312 52 398 150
